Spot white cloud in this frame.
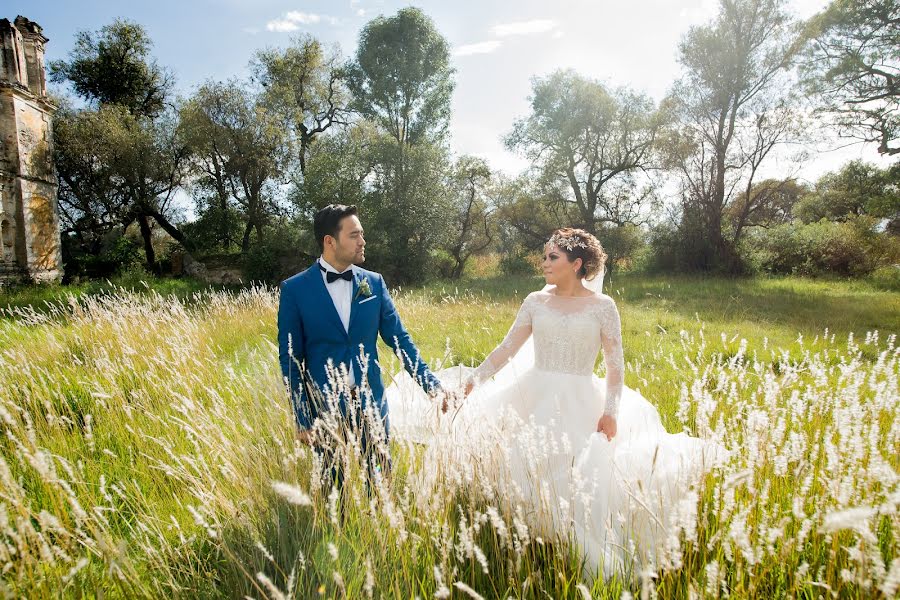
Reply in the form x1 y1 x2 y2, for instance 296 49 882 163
491 19 557 37
453 40 503 57
266 11 338 32
266 19 299 32
285 11 321 24
356 8 367 17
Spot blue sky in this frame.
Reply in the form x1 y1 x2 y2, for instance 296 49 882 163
10 0 890 182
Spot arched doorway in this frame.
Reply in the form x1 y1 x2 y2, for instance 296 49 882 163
0 219 13 262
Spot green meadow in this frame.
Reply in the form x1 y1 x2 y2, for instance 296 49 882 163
0 274 896 598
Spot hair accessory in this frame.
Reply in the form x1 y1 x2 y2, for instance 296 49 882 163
548 232 589 251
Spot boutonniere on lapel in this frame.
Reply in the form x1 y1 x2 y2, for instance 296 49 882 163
355 276 373 300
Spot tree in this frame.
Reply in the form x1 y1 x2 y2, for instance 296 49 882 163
668 0 801 271
343 8 457 283
53 103 128 254
795 160 900 223
49 19 173 118
291 122 378 215
445 156 494 279
51 20 190 272
493 175 577 250
506 70 665 235
361 136 454 283
253 35 351 176
801 0 900 155
53 105 189 273
725 178 806 238
347 7 454 146
180 80 288 253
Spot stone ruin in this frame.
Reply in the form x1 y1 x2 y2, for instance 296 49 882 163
0 16 62 284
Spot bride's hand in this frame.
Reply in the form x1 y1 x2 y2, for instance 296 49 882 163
597 415 617 441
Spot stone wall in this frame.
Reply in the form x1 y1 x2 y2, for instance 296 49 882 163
0 16 61 284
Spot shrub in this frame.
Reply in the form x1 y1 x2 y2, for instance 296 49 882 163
500 250 539 276
428 248 456 279
748 217 898 276
242 224 315 284
868 265 900 291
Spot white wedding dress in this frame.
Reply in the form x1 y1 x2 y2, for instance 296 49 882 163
386 284 722 579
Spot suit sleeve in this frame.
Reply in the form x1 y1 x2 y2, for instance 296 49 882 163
377 274 442 394
278 281 312 429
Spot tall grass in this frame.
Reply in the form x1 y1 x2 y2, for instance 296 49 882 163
0 275 896 598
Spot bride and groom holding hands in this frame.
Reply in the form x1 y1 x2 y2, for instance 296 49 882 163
278 203 716 576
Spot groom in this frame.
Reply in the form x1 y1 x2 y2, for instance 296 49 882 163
277 204 444 470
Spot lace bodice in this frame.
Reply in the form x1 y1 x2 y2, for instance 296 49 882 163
470 290 625 419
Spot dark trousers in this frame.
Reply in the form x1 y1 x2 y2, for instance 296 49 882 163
313 389 392 495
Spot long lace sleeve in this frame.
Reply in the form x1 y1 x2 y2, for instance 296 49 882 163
599 299 624 419
469 296 534 386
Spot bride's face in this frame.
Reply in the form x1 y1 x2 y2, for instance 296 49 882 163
542 243 580 285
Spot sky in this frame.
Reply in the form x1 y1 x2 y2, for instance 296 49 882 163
9 0 893 186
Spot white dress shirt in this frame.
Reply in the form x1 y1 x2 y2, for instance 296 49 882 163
318 257 356 386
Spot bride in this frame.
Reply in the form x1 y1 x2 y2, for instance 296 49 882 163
386 228 721 579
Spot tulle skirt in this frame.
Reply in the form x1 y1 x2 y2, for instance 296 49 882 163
385 365 724 579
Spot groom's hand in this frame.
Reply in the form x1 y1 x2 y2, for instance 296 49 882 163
428 389 450 413
597 415 617 441
296 428 314 445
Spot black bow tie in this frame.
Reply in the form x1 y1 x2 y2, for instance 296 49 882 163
320 264 353 283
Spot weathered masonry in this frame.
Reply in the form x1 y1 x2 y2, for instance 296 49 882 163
0 16 62 283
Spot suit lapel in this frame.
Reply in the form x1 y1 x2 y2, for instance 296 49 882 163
308 262 348 338
348 267 362 335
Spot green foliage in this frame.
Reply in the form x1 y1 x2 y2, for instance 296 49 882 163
51 21 190 272
493 176 577 251
667 0 800 273
428 247 456 279
179 204 244 255
62 230 144 280
180 80 288 254
499 250 539 276
795 160 900 223
506 69 664 232
596 223 647 270
646 215 742 274
292 123 376 214
726 178 806 231
442 156 495 279
241 223 314 284
868 265 900 291
360 139 455 284
48 18 173 117
800 0 900 155
252 35 351 176
347 7 454 145
747 217 900 276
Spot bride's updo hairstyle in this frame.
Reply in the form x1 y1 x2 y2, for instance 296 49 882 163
547 228 607 280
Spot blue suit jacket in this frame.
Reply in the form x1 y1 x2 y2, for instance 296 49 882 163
277 262 441 432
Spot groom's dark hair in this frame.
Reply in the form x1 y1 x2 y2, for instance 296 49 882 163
314 204 359 250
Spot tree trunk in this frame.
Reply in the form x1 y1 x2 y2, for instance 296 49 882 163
137 213 157 273
451 258 466 279
299 136 309 176
147 208 192 251
241 220 253 253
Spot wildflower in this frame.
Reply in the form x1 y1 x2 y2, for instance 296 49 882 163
820 506 876 538
256 572 287 600
453 582 485 600
271 481 312 506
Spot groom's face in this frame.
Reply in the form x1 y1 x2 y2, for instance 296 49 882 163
331 215 366 265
